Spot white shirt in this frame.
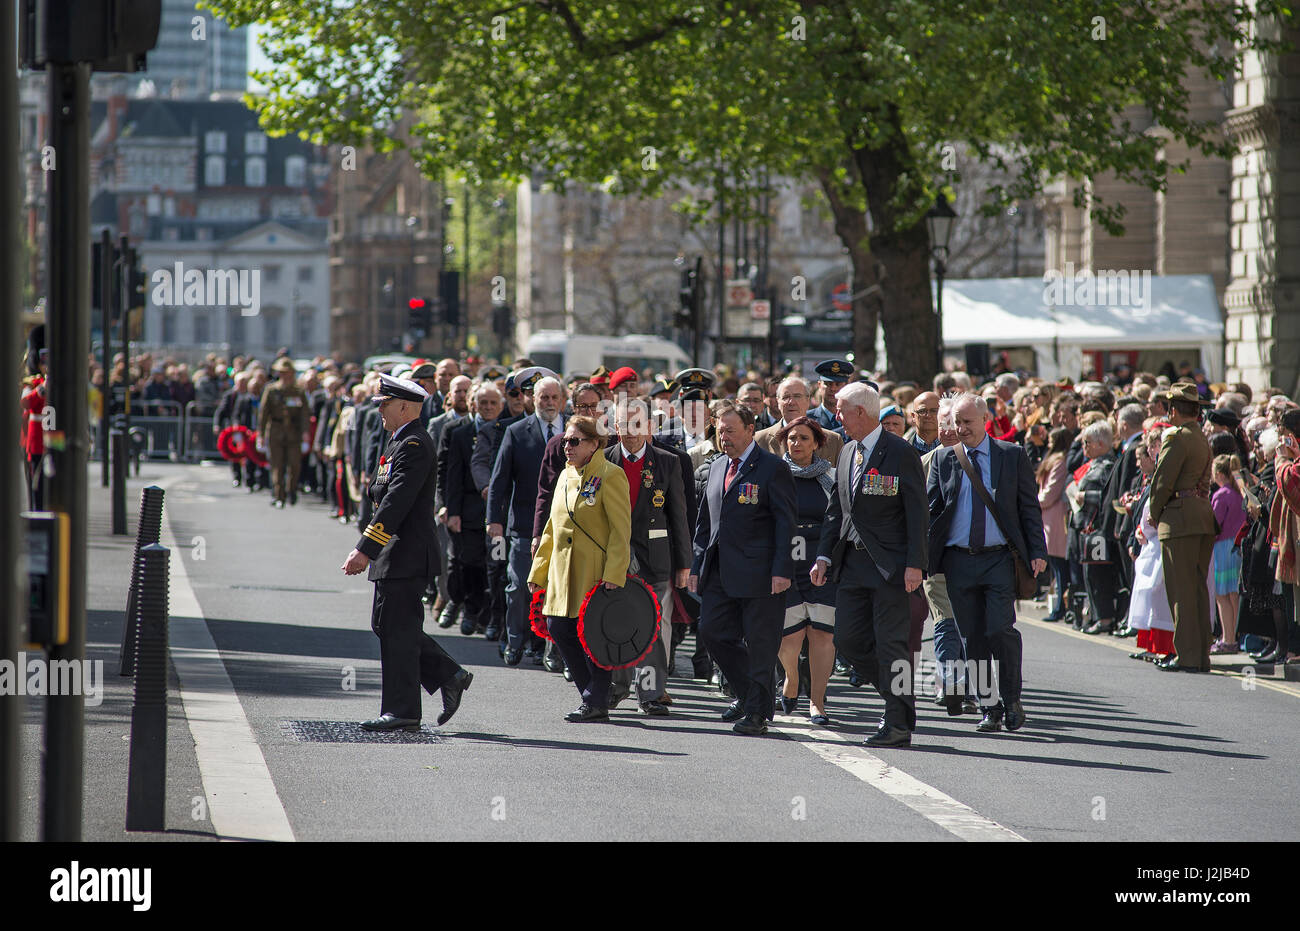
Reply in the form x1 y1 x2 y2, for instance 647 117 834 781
618 441 648 462
535 412 563 442
816 424 883 565
727 440 757 471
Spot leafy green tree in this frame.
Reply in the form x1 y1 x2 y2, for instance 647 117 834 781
210 0 1290 380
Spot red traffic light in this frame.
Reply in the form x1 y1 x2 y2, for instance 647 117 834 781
408 298 426 310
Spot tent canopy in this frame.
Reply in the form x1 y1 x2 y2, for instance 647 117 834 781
940 274 1223 347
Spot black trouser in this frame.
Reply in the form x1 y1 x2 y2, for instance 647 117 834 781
1083 561 1119 622
942 547 1023 707
371 576 461 720
449 529 489 628
832 547 916 730
547 614 611 708
697 574 784 719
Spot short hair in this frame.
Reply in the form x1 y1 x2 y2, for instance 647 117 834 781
1258 427 1280 458
777 376 810 398
836 381 880 418
738 381 763 396
996 373 1021 391
951 392 988 420
1116 403 1146 431
1080 420 1114 448
473 382 502 404
933 372 957 394
952 372 972 390
570 382 599 402
533 376 563 396
776 415 827 449
1171 398 1201 418
1217 392 1248 415
715 401 756 430
1132 383 1153 402
566 415 602 443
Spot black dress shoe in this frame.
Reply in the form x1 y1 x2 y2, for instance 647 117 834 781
1004 699 1026 731
564 703 608 722
976 705 1004 732
809 713 831 727
271 498 285 508
484 625 501 641
436 669 473 725
962 699 979 715
847 670 867 688
943 692 965 717
864 722 911 747
833 658 850 676
733 713 768 736
608 690 630 710
720 700 746 722
504 647 523 667
562 664 573 682
288 490 297 505
438 604 459 629
1156 657 1207 673
692 660 713 680
361 713 420 732
640 701 670 717
779 695 798 715
459 616 476 636
1129 650 1153 660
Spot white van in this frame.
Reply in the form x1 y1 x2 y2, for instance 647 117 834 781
524 331 691 380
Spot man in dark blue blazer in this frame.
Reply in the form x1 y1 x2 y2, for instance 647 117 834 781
487 373 565 665
927 392 1048 734
689 403 797 736
812 382 928 747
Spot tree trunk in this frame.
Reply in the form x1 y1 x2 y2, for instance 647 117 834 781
819 174 880 371
871 227 937 384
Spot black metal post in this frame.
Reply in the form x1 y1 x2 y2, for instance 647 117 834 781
0 0 26 842
716 169 725 365
100 230 112 487
119 485 165 676
119 237 131 441
43 57 92 842
125 543 169 832
934 255 946 375
111 429 127 535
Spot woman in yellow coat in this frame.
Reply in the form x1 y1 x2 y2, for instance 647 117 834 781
529 415 631 721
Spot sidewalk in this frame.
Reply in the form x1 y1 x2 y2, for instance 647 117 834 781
16 464 217 841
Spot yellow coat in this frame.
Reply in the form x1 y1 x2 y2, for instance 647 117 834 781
528 453 631 618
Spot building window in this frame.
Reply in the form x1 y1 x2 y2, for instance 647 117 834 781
193 310 210 343
245 157 266 187
262 307 283 346
284 155 306 187
162 309 177 343
263 264 281 283
297 265 313 283
295 307 315 346
245 132 267 155
204 155 226 186
227 307 245 344
205 131 226 153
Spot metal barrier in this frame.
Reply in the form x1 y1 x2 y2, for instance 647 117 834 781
183 401 223 462
132 400 183 461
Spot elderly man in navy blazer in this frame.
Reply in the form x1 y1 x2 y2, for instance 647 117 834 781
487 370 565 666
812 381 928 747
689 402 797 736
927 392 1048 734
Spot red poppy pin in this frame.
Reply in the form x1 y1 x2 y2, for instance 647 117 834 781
867 468 880 476
380 455 386 466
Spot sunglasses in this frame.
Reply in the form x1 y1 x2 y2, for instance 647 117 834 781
564 436 586 447
507 389 522 398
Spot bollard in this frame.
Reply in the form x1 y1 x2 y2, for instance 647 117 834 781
110 429 127 536
119 485 165 677
125 543 168 832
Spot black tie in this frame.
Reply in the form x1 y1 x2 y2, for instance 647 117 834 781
546 422 553 442
969 448 985 548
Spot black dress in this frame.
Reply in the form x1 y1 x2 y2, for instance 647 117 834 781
785 469 836 631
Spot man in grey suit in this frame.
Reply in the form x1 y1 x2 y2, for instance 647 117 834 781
754 376 843 463
812 382 928 748
427 374 471 627
926 392 1048 734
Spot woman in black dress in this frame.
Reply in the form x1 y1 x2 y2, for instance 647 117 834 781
776 416 837 725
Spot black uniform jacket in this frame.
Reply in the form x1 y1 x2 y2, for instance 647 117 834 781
356 421 442 582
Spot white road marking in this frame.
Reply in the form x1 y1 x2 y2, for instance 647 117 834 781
160 482 295 842
771 719 1027 842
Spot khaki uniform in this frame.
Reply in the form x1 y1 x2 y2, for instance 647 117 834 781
259 379 308 502
1148 422 1216 668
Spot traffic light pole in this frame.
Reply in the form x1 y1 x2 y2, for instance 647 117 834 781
1 0 26 842
43 58 92 841
100 231 112 487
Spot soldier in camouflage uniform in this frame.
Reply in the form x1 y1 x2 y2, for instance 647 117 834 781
259 357 308 508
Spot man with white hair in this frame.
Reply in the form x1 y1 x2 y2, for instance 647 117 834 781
811 381 928 747
487 372 566 664
926 392 1048 733
995 373 1020 404
754 375 843 463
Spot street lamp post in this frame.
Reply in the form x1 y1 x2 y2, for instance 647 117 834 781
925 194 957 375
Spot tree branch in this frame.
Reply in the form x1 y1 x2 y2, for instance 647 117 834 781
537 0 696 57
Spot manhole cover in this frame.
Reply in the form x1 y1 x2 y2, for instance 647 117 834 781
281 720 445 744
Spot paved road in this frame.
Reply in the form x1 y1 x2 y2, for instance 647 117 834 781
28 460 1300 842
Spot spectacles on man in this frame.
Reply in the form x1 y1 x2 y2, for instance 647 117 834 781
574 402 599 412
913 407 938 416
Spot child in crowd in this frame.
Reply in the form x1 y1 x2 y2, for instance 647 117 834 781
1210 454 1248 653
